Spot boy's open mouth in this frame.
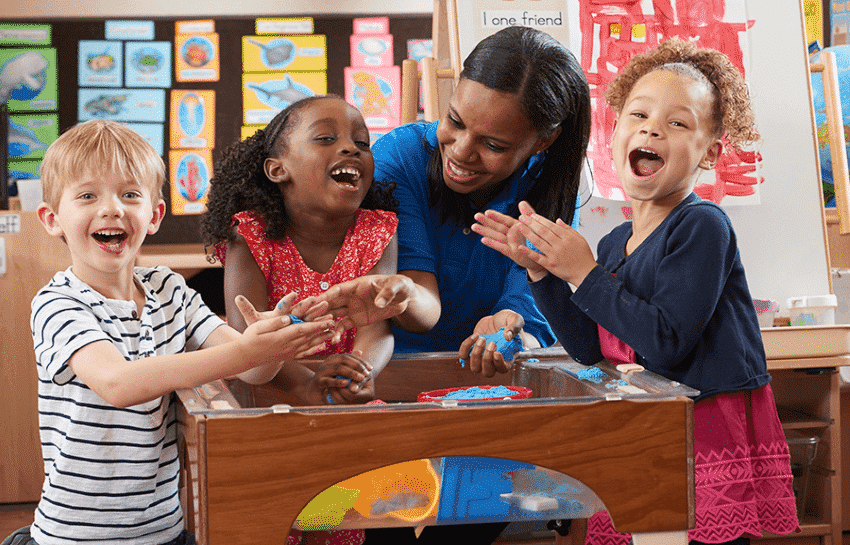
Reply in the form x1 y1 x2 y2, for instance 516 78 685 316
629 148 664 177
330 166 360 187
92 229 127 245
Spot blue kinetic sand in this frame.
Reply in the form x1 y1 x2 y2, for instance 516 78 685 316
460 328 523 367
440 386 517 400
287 314 304 324
557 361 609 384
437 457 534 523
525 239 543 254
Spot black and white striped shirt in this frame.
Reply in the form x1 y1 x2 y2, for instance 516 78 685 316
30 266 223 545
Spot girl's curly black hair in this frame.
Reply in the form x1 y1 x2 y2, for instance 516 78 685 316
200 95 396 258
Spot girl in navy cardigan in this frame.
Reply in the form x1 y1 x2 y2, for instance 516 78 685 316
473 38 798 545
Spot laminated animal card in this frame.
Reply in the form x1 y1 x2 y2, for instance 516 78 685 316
170 89 215 149
125 41 171 88
122 122 164 156
169 148 212 215
0 47 57 111
350 34 393 67
344 66 401 130
242 35 326 73
242 71 326 125
78 87 165 123
8 113 57 160
175 33 219 82
78 40 122 87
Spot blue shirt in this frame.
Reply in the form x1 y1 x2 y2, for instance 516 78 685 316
372 121 561 352
529 193 770 401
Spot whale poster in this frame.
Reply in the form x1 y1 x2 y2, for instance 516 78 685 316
0 47 57 111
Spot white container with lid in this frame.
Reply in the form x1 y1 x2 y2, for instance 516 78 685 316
787 294 838 326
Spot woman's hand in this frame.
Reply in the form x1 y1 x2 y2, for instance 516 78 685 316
309 350 374 405
316 275 416 331
472 210 548 279
458 309 526 377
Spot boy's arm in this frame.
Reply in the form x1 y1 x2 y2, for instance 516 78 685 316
69 315 334 408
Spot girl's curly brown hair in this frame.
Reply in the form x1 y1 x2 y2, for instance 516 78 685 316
605 37 760 150
200 95 396 259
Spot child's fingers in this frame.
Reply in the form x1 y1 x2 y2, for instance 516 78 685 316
234 295 261 325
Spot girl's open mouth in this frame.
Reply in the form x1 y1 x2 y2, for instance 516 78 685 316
629 148 664 177
330 166 360 187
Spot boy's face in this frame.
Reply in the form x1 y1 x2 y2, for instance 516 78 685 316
611 69 723 207
37 168 164 284
265 97 374 219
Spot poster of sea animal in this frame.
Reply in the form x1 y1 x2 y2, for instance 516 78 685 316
170 89 215 149
344 66 401 130
350 35 393 67
169 149 212 215
125 41 171 88
78 87 165 122
175 32 219 82
78 40 122 87
0 47 57 111
7 113 57 159
242 34 326 72
242 71 326 125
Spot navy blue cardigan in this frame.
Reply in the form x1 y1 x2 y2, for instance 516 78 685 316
529 193 770 401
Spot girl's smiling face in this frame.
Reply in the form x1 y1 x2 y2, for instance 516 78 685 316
611 69 723 207
436 78 559 208
266 97 373 220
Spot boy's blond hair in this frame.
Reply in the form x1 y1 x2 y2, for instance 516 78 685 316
40 119 165 210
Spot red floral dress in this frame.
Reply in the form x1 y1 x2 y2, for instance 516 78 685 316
216 208 397 545
589 328 799 544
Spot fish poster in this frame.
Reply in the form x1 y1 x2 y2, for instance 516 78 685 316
123 122 164 156
169 149 212 215
242 34 326 72
78 87 165 123
454 0 759 206
8 113 57 160
0 47 57 112
175 32 219 82
125 41 171 88
170 89 215 149
78 40 122 87
242 71 326 125
344 66 401 130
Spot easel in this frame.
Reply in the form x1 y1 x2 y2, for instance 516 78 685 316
401 0 462 124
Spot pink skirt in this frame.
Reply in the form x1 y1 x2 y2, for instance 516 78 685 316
585 384 799 544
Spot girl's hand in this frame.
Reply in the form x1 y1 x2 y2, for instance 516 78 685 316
317 275 415 331
234 293 330 326
458 310 525 377
515 201 598 287
310 351 374 404
472 210 548 279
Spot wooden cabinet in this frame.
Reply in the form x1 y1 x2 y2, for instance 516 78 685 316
0 212 71 503
754 355 849 545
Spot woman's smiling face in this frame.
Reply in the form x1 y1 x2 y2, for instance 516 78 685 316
436 78 556 207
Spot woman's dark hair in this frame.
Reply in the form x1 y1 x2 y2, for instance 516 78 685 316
200 94 396 253
426 26 591 225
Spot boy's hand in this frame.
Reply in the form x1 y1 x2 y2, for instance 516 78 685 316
239 306 336 363
234 293 330 326
316 275 415 331
472 210 548 279
458 310 525 377
310 351 374 404
515 201 597 287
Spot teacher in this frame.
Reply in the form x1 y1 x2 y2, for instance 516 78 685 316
370 25 591 375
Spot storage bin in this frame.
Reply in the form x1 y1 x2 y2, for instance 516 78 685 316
785 430 820 521
787 294 837 326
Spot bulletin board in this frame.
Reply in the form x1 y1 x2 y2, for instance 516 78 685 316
453 0 831 311
0 15 432 245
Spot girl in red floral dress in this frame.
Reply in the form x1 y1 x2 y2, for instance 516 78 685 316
201 95 415 545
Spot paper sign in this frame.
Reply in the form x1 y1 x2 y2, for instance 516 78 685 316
78 88 165 122
105 20 154 41
170 90 215 149
0 47 57 111
353 17 390 35
242 35 326 72
125 41 171 88
78 40 123 87
175 33 219 82
0 24 51 45
169 149 212 215
243 71 326 125
176 20 215 35
344 66 401 129
8 113 58 160
256 18 314 35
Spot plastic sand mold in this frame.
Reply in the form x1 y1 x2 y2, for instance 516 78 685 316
337 459 440 523
295 485 360 530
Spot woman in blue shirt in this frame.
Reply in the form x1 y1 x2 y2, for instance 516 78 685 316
323 26 591 378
